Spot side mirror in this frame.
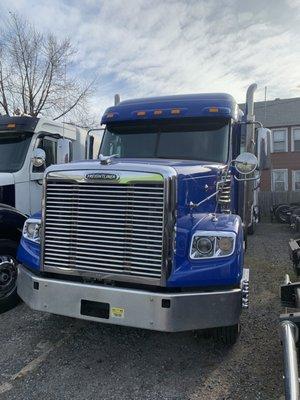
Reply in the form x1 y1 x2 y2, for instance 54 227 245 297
57 138 72 164
235 152 258 175
257 127 271 170
31 148 46 168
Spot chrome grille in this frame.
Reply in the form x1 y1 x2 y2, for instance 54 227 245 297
43 176 166 280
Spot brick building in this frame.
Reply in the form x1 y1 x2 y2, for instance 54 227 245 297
242 97 300 192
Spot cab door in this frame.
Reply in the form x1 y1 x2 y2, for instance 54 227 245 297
29 136 58 214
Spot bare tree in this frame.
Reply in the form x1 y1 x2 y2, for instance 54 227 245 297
0 12 96 124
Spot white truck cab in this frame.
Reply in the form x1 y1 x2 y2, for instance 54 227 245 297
0 116 87 215
0 115 91 311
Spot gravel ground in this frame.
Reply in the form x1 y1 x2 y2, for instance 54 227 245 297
0 223 297 400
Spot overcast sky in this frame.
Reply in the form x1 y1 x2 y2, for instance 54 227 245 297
1 0 300 121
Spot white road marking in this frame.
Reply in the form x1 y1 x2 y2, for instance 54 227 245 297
0 382 13 394
0 333 72 394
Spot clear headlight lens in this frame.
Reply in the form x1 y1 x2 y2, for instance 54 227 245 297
23 218 41 243
190 231 236 259
195 237 214 255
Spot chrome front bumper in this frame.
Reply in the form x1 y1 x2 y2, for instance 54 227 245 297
17 265 246 332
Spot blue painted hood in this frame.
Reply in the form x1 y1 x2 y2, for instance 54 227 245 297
18 158 243 289
170 161 225 216
44 157 225 214
169 212 244 288
157 159 243 289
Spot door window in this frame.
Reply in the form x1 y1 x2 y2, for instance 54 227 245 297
33 137 58 172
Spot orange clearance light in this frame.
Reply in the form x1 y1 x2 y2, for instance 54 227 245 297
7 123 16 128
154 110 163 115
171 109 181 115
209 107 219 113
137 111 146 116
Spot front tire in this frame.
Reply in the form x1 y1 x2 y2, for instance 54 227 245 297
0 240 20 313
212 324 240 346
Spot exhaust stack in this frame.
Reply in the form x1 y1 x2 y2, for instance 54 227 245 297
245 83 257 122
114 94 120 106
242 83 258 235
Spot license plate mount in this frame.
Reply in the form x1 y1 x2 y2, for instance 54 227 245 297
80 300 110 319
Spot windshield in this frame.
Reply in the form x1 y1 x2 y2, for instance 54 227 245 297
100 118 230 163
0 132 33 172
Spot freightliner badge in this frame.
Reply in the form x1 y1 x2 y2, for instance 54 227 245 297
85 173 120 181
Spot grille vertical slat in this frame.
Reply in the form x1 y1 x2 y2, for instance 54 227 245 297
43 179 165 279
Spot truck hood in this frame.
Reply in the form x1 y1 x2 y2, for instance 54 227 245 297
46 158 226 215
162 160 226 216
0 172 14 186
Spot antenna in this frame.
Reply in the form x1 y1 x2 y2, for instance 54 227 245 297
114 94 120 105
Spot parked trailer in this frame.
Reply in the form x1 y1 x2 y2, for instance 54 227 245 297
17 84 270 344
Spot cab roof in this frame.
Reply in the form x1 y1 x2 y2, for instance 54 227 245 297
0 115 39 132
101 93 242 124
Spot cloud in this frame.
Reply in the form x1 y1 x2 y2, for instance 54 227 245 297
1 0 300 121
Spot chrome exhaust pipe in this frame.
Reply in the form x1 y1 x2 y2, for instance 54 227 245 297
242 83 258 234
114 94 120 105
280 320 299 400
246 83 257 124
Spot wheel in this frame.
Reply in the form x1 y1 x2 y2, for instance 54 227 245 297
212 324 240 346
275 204 291 223
0 240 20 313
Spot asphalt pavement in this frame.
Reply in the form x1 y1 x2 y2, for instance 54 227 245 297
0 223 296 400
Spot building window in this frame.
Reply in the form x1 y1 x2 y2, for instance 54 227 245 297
292 171 300 191
272 169 288 191
271 128 288 152
292 127 300 151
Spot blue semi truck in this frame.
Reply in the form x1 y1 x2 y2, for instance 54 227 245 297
16 84 270 344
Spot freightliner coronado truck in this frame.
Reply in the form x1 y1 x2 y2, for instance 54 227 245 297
17 84 270 344
0 116 89 312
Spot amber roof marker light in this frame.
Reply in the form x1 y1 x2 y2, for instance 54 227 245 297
136 111 146 116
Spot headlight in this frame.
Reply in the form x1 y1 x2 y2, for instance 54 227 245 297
190 231 236 259
23 218 41 243
195 237 214 255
